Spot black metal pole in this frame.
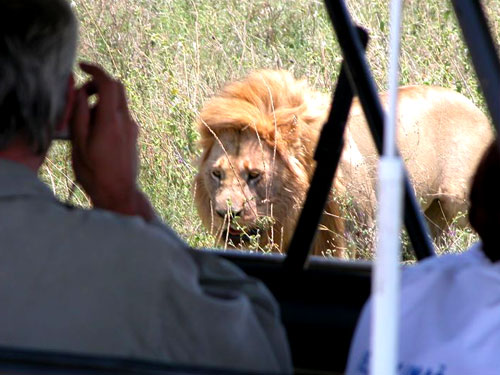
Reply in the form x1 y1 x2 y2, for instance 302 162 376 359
451 0 500 137
284 29 369 271
324 0 435 260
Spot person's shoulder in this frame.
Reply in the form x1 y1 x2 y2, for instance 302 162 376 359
402 242 483 284
58 203 188 252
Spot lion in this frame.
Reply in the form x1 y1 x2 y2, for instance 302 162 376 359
194 70 493 257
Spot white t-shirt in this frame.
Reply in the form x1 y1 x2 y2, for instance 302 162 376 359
347 242 500 375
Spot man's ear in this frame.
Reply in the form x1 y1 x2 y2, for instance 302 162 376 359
55 73 75 137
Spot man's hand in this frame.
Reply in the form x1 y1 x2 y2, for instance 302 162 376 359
70 62 154 221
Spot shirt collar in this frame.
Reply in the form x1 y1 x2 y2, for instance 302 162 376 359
0 159 57 201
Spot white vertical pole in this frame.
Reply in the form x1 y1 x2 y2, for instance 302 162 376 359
370 0 404 374
383 0 404 159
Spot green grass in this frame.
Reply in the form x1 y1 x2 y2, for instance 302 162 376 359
40 0 499 257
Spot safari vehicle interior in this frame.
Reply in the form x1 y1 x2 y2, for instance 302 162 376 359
1 0 499 374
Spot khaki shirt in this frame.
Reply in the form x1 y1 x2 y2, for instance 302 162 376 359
0 159 292 373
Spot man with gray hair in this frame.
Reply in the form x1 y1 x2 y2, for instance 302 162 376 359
0 0 292 373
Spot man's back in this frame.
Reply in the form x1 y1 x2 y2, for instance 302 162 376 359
0 159 291 372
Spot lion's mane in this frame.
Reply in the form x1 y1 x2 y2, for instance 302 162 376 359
194 70 345 256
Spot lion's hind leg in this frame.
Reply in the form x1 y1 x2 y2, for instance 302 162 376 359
423 194 469 245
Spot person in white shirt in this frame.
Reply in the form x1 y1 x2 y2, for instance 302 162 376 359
0 0 292 372
346 141 500 375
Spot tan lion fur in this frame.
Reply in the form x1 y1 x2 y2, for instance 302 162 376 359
194 70 493 257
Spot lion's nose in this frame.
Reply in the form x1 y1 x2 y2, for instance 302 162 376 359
216 208 242 218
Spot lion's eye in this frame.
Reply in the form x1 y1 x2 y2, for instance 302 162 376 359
247 170 261 182
211 169 222 180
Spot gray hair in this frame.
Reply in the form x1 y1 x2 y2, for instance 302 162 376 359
0 0 78 154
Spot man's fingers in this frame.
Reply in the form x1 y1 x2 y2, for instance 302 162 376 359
79 62 120 104
79 62 119 125
116 81 129 112
76 61 137 150
79 62 112 82
81 81 98 97
70 89 90 152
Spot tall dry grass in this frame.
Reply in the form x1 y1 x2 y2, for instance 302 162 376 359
41 0 500 258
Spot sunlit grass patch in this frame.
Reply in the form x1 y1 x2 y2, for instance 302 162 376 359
39 0 499 257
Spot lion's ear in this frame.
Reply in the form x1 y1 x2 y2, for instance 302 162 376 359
276 113 299 137
197 142 213 164
286 115 303 145
274 113 303 153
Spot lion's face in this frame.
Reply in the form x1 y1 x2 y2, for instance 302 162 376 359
196 129 293 251
194 69 332 254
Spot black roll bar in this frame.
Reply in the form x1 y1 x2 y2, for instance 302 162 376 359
324 0 435 261
284 28 369 271
451 0 500 137
284 0 435 270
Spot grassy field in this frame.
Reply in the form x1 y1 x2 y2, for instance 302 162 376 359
41 0 500 259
